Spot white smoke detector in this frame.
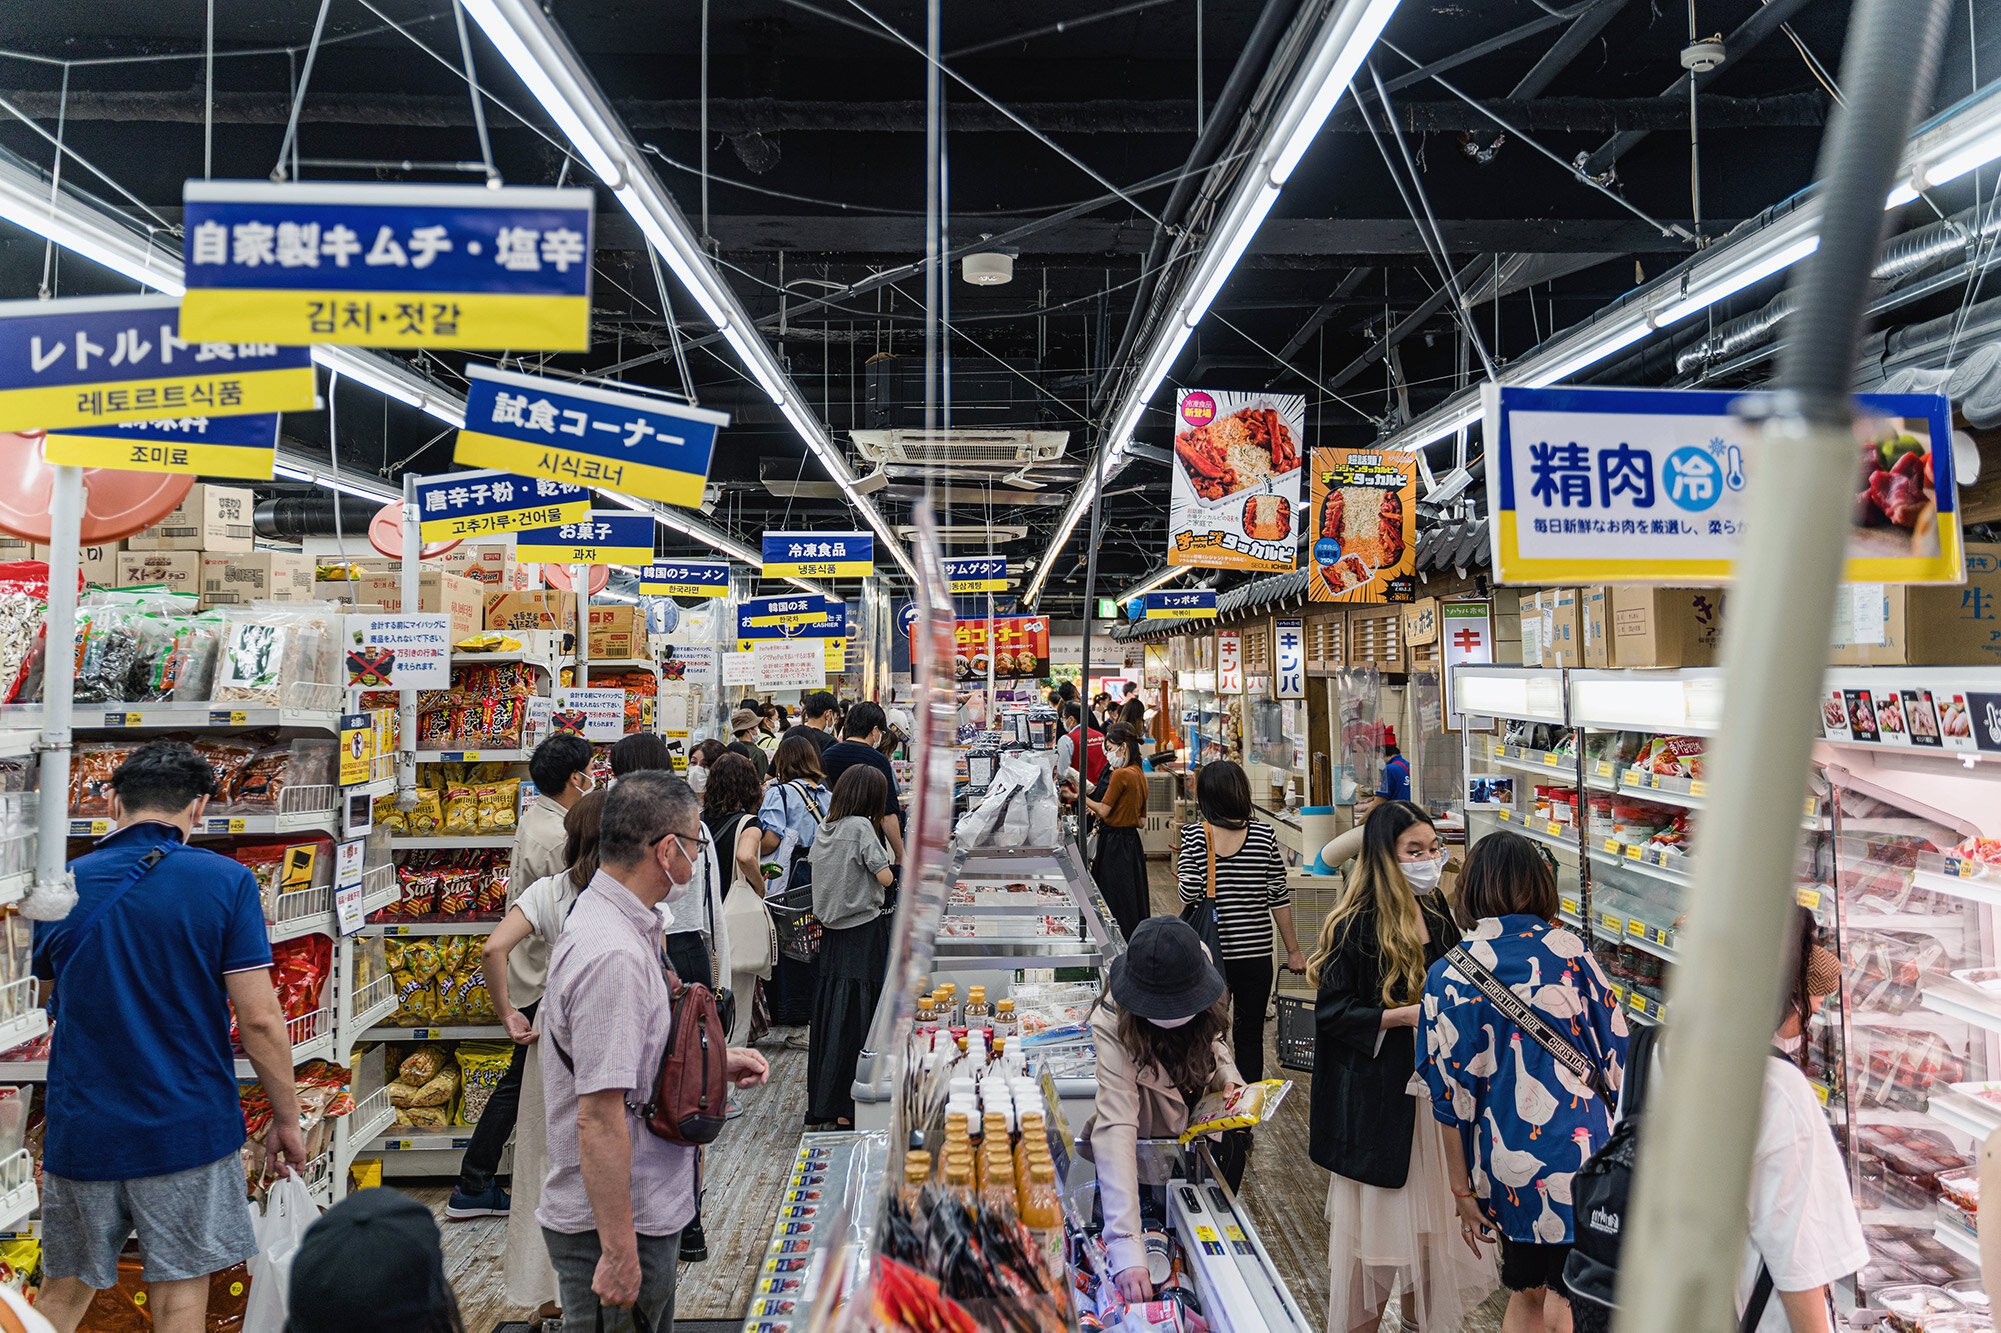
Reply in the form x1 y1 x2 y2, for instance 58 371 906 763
962 252 1014 285
1681 38 1726 72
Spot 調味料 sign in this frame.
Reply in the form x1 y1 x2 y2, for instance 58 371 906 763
1487 385 1963 585
180 181 595 350
0 294 313 434
43 412 280 478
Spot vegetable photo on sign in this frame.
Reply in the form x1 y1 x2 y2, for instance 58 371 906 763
1307 447 1419 603
1167 388 1304 572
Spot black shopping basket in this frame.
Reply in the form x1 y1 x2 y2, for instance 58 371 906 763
1274 990 1316 1073
769 885 824 963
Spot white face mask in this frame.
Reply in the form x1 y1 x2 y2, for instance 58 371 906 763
1401 855 1444 893
1105 751 1125 770
663 833 701 903
1776 1032 1803 1054
687 765 709 793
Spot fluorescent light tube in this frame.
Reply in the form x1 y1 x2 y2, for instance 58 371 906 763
1120 566 1187 601
459 0 626 187
726 325 789 405
1524 320 1651 387
1182 184 1280 328
614 187 735 331
1268 0 1406 186
1916 122 2001 193
1651 232 1819 326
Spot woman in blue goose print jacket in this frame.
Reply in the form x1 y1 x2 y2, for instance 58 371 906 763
1418 831 1628 1333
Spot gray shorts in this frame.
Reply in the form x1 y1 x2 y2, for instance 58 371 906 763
42 1152 257 1290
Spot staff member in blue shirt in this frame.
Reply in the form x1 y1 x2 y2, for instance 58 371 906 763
33 742 307 1333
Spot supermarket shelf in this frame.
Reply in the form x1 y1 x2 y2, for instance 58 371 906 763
1489 751 1579 781
1849 1106 1940 1129
1921 979 2001 1035
360 865 400 916
1586 769 1706 810
1925 1090 2000 1141
1858 1206 1937 1230
929 940 1097 969
944 897 1082 917
65 704 341 732
451 651 554 669
0 731 35 762
70 809 340 839
0 872 29 911
368 1131 477 1153
584 658 658 671
267 885 334 943
1589 845 1690 888
1851 1006 1969 1033
364 1024 506 1040
389 835 514 850
1936 1216 1980 1262
412 749 529 764
0 1006 47 1059
339 1088 397 1170
0 1150 35 1233
1914 865 2001 909
1487 810 1582 862
361 919 500 937
350 974 398 1034
235 1014 334 1079
0 1061 43 1081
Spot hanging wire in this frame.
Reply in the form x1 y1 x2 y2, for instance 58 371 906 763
646 249 700 404
271 0 334 180
204 0 216 179
451 0 500 186
37 65 67 300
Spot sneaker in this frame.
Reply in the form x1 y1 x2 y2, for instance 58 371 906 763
725 1094 747 1120
445 1184 510 1220
680 1220 708 1263
785 1030 812 1050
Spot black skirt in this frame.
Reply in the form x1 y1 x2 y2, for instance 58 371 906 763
1092 823 1150 944
806 913 890 1125
768 951 818 1026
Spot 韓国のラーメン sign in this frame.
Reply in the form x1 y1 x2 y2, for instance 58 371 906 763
1487 385 1963 584
0 294 313 433
638 560 731 598
455 364 729 508
179 181 595 350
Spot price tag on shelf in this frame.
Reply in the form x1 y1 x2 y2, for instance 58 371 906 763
1688 780 1708 798
447 751 480 763
1649 774 1662 789
1596 760 1613 777
1795 886 1823 910
69 819 111 837
1602 837 1621 855
1491 742 1505 757
1945 856 1976 880
1561 897 1579 916
1599 911 1623 934
1543 752 1561 767
1609 983 1626 1004
208 709 249 727
1622 772 1642 788
103 711 136 727
384 1138 413 1151
410 1028 437 1039
1497 809 1511 822
1625 844 1642 860
1810 1081 1830 1107
1627 918 1646 938
1545 821 1564 838
1804 796 1819 818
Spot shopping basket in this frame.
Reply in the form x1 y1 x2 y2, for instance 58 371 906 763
769 885 823 963
1274 990 1316 1073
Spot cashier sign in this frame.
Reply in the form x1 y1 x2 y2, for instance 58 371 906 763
180 181 595 351
0 295 310 465
1488 384 1962 585
456 364 729 510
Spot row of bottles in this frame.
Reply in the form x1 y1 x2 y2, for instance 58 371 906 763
915 983 1017 1038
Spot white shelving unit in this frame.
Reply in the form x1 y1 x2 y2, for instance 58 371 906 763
388 835 515 851
0 1150 36 1233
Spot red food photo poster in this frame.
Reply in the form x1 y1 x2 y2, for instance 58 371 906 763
1167 388 1304 572
1308 447 1418 603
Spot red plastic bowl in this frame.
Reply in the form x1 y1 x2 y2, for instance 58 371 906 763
0 431 196 544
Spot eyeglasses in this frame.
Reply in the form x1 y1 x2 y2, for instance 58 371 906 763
651 828 711 860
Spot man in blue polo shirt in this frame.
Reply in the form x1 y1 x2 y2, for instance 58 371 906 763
33 742 306 1333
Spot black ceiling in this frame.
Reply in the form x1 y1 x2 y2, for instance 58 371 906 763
0 0 1994 609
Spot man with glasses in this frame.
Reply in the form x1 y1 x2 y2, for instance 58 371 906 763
538 772 768 1332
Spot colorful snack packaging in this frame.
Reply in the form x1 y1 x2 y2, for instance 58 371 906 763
1178 1079 1294 1144
397 1044 450 1083
455 1042 513 1125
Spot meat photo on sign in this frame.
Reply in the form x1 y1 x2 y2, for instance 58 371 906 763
1167 389 1306 572
1173 402 1301 501
1851 416 1944 559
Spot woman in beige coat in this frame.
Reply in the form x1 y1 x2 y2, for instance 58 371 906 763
1085 917 1243 1304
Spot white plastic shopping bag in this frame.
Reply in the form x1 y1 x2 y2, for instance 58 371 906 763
243 1174 320 1333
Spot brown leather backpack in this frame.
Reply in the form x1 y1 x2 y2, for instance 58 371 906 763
551 961 729 1147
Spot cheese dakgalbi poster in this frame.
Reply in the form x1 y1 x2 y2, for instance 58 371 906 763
1308 447 1418 603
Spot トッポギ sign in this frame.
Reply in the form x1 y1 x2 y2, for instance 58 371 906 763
1143 590 1218 620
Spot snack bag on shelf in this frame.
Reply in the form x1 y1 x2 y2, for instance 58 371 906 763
407 788 443 836
395 1105 452 1130
0 563 51 706
455 1042 513 1126
475 779 521 833
395 1043 451 1084
268 935 332 1022
68 742 135 818
458 962 496 1021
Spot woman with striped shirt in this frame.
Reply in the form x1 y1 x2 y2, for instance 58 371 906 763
1177 760 1306 1082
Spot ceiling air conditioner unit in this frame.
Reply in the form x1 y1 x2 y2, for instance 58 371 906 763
891 525 1029 546
851 429 1068 470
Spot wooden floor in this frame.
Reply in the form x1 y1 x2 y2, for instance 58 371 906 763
403 863 1508 1333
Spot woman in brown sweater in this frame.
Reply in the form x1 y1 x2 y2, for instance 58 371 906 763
1088 723 1151 942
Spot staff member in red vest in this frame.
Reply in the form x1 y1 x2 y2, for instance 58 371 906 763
1056 701 1106 788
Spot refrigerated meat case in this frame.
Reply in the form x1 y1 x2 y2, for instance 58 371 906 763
1454 663 2001 1298
774 832 1316 1333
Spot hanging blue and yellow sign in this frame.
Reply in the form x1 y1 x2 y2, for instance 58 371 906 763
943 555 1009 594
1143 590 1217 620
514 510 655 567
735 595 847 650
454 365 727 508
179 181 595 350
638 560 731 598
412 468 590 542
0 294 313 434
762 531 873 579
43 411 280 478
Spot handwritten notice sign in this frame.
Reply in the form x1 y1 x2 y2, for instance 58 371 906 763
0 293 312 433
180 181 595 350
753 639 827 691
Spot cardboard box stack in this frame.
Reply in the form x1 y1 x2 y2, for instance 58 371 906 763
35 541 122 586
321 565 485 642
587 606 645 660
125 484 254 553
202 552 315 606
1829 542 2001 666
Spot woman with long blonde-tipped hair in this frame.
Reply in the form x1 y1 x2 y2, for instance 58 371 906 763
1308 800 1496 1332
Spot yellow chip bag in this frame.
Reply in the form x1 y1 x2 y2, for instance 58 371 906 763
1178 1079 1294 1145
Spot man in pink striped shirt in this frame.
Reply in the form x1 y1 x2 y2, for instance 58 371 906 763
537 771 767 1331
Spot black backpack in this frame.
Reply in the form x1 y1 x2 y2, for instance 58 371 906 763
1564 1026 1774 1331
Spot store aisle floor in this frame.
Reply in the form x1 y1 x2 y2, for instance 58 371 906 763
408 1035 813 1332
